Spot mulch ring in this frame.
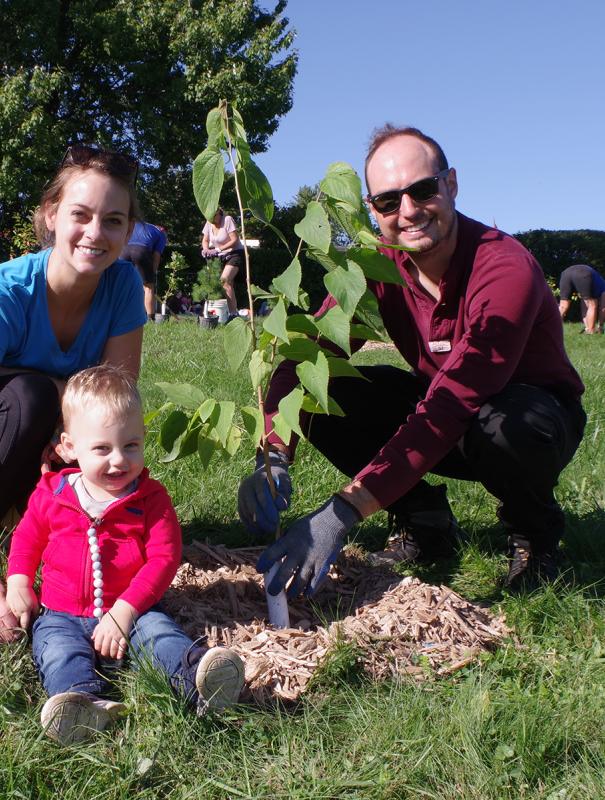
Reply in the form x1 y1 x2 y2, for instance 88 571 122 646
163 541 510 705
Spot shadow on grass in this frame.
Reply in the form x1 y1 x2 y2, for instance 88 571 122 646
178 506 605 614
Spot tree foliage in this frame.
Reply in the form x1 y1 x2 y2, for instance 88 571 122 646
514 229 605 280
0 0 297 238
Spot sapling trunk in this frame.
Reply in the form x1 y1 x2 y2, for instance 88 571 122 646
228 125 290 629
259 436 290 628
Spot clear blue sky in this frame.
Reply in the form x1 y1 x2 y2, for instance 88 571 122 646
255 0 605 235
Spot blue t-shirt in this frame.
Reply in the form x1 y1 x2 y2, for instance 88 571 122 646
127 222 167 253
0 249 147 379
592 270 605 296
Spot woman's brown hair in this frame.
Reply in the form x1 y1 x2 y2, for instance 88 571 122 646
34 145 140 247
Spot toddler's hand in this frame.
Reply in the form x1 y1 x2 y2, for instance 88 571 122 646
92 600 137 659
6 579 39 631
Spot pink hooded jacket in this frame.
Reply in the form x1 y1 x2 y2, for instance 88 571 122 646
7 468 182 616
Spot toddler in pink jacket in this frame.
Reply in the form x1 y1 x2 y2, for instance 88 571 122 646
6 365 244 745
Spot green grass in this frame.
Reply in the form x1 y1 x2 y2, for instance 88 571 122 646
1 320 604 799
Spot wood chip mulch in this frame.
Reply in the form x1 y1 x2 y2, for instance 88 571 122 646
162 541 510 704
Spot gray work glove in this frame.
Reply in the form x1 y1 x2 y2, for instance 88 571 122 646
257 494 361 598
238 451 292 535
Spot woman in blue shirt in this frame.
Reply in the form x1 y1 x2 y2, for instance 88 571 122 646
0 145 147 642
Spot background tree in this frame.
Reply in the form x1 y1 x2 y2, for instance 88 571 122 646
0 0 296 250
514 229 605 280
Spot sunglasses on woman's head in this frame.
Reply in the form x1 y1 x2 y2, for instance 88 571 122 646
367 168 451 214
61 144 139 185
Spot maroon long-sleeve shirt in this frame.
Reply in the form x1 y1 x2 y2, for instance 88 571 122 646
266 213 584 509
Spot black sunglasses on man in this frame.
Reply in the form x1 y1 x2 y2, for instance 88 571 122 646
367 168 451 214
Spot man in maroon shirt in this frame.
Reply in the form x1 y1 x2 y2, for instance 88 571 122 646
239 125 586 596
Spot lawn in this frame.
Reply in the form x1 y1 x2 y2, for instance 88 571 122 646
1 319 604 799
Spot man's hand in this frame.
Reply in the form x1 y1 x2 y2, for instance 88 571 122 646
256 494 361 598
91 600 138 659
238 451 292 535
5 575 39 632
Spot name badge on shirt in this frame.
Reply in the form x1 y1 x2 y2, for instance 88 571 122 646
428 340 452 353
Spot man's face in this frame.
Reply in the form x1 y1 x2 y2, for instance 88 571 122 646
366 135 458 255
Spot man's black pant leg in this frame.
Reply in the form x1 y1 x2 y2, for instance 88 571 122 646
300 366 585 547
461 384 585 548
300 365 463 512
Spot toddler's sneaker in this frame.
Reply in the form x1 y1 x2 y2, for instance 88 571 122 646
195 647 244 714
41 691 125 745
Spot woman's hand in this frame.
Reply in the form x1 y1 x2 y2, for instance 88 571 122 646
40 436 71 474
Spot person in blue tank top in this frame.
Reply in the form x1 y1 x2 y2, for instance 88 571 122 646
0 145 147 643
121 221 167 319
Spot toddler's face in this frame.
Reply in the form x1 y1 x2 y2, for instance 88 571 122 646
61 402 145 501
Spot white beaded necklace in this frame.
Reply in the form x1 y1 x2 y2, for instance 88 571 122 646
86 519 105 619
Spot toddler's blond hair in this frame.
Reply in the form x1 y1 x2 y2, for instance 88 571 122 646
62 365 141 430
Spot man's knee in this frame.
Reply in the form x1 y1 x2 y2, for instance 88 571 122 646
463 385 577 479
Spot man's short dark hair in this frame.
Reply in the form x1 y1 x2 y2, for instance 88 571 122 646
364 125 449 191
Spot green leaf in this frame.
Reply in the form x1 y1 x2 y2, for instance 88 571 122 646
249 349 273 391
327 357 367 381
222 316 252 371
223 424 242 457
262 298 289 343
315 305 351 356
347 250 405 285
306 244 347 273
237 158 274 223
192 148 224 219
296 351 330 413
159 409 189 453
144 402 171 426
197 434 217 469
229 106 248 146
277 386 304 438
263 221 291 251
324 261 367 318
326 197 374 242
356 228 383 248
198 398 218 424
271 413 292 447
257 329 275 350
301 394 345 417
297 289 310 312
250 285 276 299
319 162 361 210
155 382 205 410
206 108 224 149
286 313 319 337
294 201 331 254
278 336 322 362
160 416 202 463
272 257 301 307
350 323 385 342
354 290 388 338
214 401 235 447
240 406 264 446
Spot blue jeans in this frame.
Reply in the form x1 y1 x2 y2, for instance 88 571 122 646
32 606 206 701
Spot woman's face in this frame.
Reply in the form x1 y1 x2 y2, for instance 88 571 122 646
213 211 224 226
45 170 134 282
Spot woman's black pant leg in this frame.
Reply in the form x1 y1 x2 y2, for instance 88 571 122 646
0 374 60 517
